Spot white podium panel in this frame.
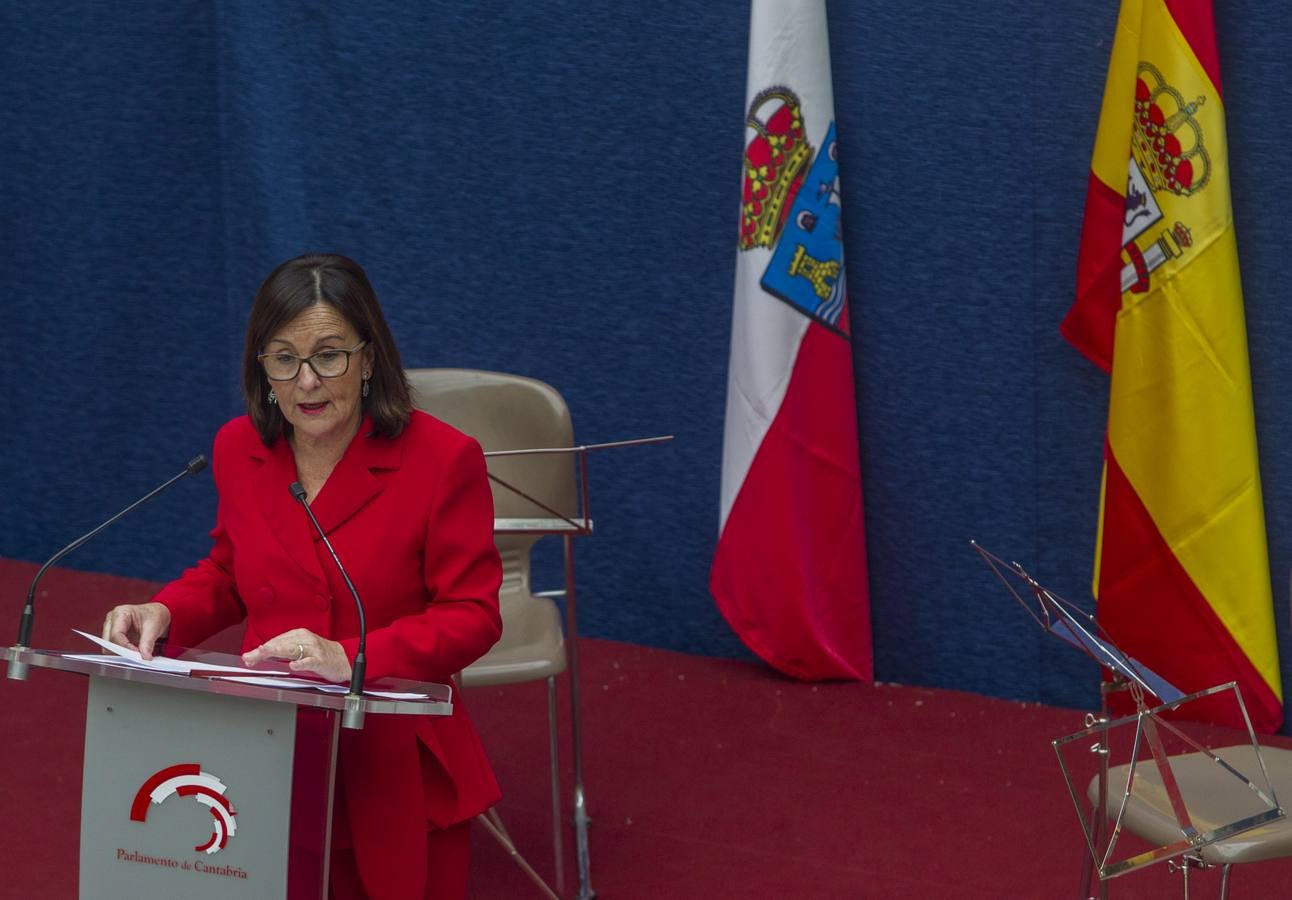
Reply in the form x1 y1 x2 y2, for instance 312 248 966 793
80 677 298 899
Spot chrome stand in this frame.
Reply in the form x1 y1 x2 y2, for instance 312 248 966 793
972 543 1283 899
1165 854 1233 900
1080 679 1117 900
484 435 669 899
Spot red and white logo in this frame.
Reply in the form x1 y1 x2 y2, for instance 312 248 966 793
130 763 238 854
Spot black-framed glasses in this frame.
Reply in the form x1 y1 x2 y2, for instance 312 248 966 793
257 342 367 381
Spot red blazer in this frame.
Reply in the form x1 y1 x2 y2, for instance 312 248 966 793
153 410 503 899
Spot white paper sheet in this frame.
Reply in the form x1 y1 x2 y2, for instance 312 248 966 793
73 630 429 700
73 629 289 676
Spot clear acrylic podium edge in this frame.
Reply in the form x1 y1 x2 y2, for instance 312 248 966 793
7 645 453 717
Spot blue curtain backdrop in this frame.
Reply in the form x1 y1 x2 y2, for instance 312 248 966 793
4 2 1292 724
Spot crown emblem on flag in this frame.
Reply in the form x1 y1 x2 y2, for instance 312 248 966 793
1131 62 1211 197
741 88 814 250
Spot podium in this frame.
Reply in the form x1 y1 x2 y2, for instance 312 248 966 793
8 644 453 900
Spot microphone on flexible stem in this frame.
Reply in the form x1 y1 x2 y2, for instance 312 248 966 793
8 455 210 681
289 482 367 730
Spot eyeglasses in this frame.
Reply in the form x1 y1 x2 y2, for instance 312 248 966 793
257 342 368 382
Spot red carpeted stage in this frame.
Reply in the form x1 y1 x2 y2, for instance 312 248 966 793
4 559 1292 898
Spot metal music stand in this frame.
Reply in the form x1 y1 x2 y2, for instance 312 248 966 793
479 434 673 900
971 542 1284 894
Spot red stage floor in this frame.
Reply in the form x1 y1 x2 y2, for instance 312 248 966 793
3 559 1291 898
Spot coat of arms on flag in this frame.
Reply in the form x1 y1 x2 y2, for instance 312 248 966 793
741 89 848 334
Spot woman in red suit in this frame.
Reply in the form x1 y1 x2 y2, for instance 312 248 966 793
101 253 503 899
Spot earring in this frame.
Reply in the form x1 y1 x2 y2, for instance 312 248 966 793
267 389 277 406
361 375 371 399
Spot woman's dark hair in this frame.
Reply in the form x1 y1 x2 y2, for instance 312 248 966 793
242 253 413 445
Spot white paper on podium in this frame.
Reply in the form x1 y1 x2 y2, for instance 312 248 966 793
68 629 430 699
68 629 287 676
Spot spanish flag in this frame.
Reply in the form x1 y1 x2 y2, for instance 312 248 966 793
1062 0 1282 731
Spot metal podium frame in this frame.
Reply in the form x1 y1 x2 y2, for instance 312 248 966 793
7 643 453 899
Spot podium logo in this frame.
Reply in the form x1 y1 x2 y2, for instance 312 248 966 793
130 763 238 854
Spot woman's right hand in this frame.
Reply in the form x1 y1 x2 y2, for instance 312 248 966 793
101 602 172 660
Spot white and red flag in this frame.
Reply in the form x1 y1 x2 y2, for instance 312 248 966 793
711 0 871 681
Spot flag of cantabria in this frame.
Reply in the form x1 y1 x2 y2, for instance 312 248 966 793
1062 0 1282 731
711 0 872 681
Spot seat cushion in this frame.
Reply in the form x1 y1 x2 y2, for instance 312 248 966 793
1088 744 1292 864
460 591 566 686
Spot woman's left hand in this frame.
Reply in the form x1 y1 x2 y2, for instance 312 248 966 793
242 628 353 683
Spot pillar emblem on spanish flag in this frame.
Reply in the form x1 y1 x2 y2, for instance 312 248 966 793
1062 0 1282 731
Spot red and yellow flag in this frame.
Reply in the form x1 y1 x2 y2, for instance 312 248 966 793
1062 0 1282 732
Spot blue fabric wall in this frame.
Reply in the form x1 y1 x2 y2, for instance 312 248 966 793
4 2 1291 723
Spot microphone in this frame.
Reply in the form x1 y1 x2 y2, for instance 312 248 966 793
8 455 210 681
289 481 368 729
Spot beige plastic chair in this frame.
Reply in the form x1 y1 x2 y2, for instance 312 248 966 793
406 368 576 895
1087 744 1292 898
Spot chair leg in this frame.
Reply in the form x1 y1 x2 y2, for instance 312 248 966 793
460 673 564 899
548 675 565 897
1217 863 1232 900
476 810 561 900
563 533 595 899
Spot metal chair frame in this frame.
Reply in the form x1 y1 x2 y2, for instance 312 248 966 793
489 509 594 899
408 369 596 899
